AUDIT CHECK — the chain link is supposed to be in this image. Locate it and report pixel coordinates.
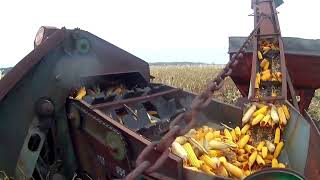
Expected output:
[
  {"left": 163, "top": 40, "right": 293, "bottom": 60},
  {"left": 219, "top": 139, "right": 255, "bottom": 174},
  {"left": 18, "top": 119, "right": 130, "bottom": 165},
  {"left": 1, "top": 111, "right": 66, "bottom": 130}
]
[{"left": 125, "top": 17, "right": 267, "bottom": 180}]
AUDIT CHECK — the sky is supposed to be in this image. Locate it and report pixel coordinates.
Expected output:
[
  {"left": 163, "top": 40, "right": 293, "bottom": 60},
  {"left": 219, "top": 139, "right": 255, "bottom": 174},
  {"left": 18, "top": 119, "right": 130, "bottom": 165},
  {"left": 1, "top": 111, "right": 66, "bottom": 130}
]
[{"left": 0, "top": 0, "right": 319, "bottom": 68}]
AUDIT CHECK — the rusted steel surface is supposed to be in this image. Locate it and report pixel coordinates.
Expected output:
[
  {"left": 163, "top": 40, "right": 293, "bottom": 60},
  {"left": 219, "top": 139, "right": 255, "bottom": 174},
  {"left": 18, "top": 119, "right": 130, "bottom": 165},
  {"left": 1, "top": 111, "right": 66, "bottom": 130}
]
[
  {"left": 0, "top": 27, "right": 158, "bottom": 178},
  {"left": 302, "top": 110, "right": 320, "bottom": 180},
  {"left": 69, "top": 100, "right": 183, "bottom": 179},
  {"left": 34, "top": 26, "right": 59, "bottom": 47},
  {"left": 0, "top": 28, "right": 66, "bottom": 101},
  {"left": 249, "top": 0, "right": 287, "bottom": 101},
  {"left": 80, "top": 31, "right": 150, "bottom": 82}
]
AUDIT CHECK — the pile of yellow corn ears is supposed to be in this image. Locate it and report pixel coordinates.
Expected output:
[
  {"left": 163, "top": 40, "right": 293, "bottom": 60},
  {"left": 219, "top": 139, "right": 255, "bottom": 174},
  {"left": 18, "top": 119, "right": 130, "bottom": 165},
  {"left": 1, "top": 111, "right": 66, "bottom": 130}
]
[{"left": 171, "top": 102, "right": 290, "bottom": 179}]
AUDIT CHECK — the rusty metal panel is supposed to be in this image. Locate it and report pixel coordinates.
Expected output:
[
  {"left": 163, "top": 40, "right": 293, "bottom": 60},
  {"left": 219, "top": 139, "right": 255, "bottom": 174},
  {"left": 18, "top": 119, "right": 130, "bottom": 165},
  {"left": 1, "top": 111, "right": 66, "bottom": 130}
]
[
  {"left": 279, "top": 101, "right": 310, "bottom": 175},
  {"left": 0, "top": 28, "right": 66, "bottom": 101},
  {"left": 69, "top": 100, "right": 184, "bottom": 179},
  {"left": 302, "top": 110, "right": 320, "bottom": 180},
  {"left": 229, "top": 37, "right": 320, "bottom": 57},
  {"left": 79, "top": 30, "right": 150, "bottom": 82},
  {"left": 0, "top": 27, "right": 155, "bottom": 178}
]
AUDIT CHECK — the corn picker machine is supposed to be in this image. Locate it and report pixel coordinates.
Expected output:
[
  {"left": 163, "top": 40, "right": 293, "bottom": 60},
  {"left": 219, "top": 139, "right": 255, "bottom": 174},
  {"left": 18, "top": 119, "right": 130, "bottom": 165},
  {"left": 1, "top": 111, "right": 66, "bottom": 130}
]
[{"left": 1, "top": 0, "right": 320, "bottom": 180}]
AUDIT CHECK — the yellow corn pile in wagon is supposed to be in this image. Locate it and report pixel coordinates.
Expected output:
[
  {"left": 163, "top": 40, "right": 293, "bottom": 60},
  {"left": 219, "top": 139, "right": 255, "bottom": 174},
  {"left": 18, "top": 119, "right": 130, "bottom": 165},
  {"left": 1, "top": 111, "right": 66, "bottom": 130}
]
[{"left": 171, "top": 102, "right": 290, "bottom": 179}]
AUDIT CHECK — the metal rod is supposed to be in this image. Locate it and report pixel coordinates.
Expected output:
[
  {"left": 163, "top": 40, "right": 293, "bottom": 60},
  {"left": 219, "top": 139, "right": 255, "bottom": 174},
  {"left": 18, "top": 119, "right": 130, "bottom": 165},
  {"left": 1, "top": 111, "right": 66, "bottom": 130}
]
[
  {"left": 124, "top": 104, "right": 138, "bottom": 119},
  {"left": 92, "top": 88, "right": 181, "bottom": 109},
  {"left": 286, "top": 70, "right": 299, "bottom": 110},
  {"left": 255, "top": 33, "right": 280, "bottom": 37}
]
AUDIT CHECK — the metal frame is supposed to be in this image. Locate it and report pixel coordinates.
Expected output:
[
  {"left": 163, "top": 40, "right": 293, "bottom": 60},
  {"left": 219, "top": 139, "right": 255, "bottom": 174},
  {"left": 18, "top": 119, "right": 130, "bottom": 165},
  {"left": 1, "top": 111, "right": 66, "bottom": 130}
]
[{"left": 249, "top": 0, "right": 288, "bottom": 101}]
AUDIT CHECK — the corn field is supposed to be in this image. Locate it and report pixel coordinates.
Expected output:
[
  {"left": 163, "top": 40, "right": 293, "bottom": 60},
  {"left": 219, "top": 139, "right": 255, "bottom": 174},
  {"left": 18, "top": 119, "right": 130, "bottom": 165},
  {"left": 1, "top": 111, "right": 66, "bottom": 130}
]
[{"left": 150, "top": 65, "right": 320, "bottom": 123}]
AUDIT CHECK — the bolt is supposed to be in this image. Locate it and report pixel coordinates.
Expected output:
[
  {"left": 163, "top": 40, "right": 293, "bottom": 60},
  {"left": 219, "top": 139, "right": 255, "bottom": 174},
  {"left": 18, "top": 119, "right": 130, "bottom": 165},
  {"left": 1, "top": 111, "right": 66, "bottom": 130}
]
[
  {"left": 35, "top": 98, "right": 54, "bottom": 117},
  {"left": 238, "top": 52, "right": 244, "bottom": 59},
  {"left": 55, "top": 74, "right": 61, "bottom": 81}
]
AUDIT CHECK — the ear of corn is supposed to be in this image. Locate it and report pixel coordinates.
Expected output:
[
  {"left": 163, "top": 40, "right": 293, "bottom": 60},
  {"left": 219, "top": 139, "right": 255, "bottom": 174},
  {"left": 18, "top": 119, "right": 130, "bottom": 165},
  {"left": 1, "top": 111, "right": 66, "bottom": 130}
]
[
  {"left": 222, "top": 161, "right": 245, "bottom": 179},
  {"left": 253, "top": 106, "right": 268, "bottom": 117},
  {"left": 212, "top": 131, "right": 221, "bottom": 138},
  {"left": 266, "top": 140, "right": 275, "bottom": 152},
  {"left": 270, "top": 106, "right": 279, "bottom": 123},
  {"left": 278, "top": 163, "right": 286, "bottom": 168},
  {"left": 224, "top": 129, "right": 233, "bottom": 141},
  {"left": 258, "top": 51, "right": 263, "bottom": 60},
  {"left": 170, "top": 102, "right": 289, "bottom": 179},
  {"left": 231, "top": 129, "right": 238, "bottom": 142},
  {"left": 202, "top": 126, "right": 209, "bottom": 133},
  {"left": 175, "top": 136, "right": 187, "bottom": 145},
  {"left": 233, "top": 161, "right": 242, "bottom": 167},
  {"left": 75, "top": 87, "right": 86, "bottom": 100},
  {"left": 241, "top": 124, "right": 251, "bottom": 135},
  {"left": 282, "top": 105, "right": 290, "bottom": 120},
  {"left": 242, "top": 105, "right": 256, "bottom": 124},
  {"left": 273, "top": 141, "right": 284, "bottom": 158},
  {"left": 211, "top": 157, "right": 221, "bottom": 168},
  {"left": 277, "top": 107, "right": 287, "bottom": 125},
  {"left": 274, "top": 127, "right": 281, "bottom": 144},
  {"left": 272, "top": 158, "right": 278, "bottom": 168},
  {"left": 216, "top": 165, "right": 228, "bottom": 177},
  {"left": 208, "top": 150, "right": 223, "bottom": 157},
  {"left": 253, "top": 103, "right": 267, "bottom": 109},
  {"left": 259, "top": 114, "right": 270, "bottom": 127},
  {"left": 183, "top": 143, "right": 201, "bottom": 168},
  {"left": 261, "top": 69, "right": 270, "bottom": 75},
  {"left": 252, "top": 114, "right": 265, "bottom": 126},
  {"left": 256, "top": 141, "right": 265, "bottom": 151},
  {"left": 171, "top": 142, "right": 188, "bottom": 160},
  {"left": 219, "top": 156, "right": 227, "bottom": 164},
  {"left": 261, "top": 146, "right": 268, "bottom": 158},
  {"left": 255, "top": 73, "right": 261, "bottom": 88},
  {"left": 245, "top": 144, "right": 255, "bottom": 153},
  {"left": 244, "top": 170, "right": 251, "bottom": 176},
  {"left": 205, "top": 132, "right": 215, "bottom": 142},
  {"left": 186, "top": 136, "right": 208, "bottom": 154},
  {"left": 209, "top": 140, "right": 233, "bottom": 150},
  {"left": 261, "top": 70, "right": 271, "bottom": 81},
  {"left": 237, "top": 135, "right": 250, "bottom": 149},
  {"left": 249, "top": 151, "right": 258, "bottom": 168},
  {"left": 200, "top": 164, "right": 216, "bottom": 176},
  {"left": 263, "top": 61, "right": 269, "bottom": 71},
  {"left": 201, "top": 155, "right": 219, "bottom": 169},
  {"left": 186, "top": 129, "right": 197, "bottom": 136},
  {"left": 256, "top": 155, "right": 265, "bottom": 165},
  {"left": 260, "top": 59, "right": 270, "bottom": 71},
  {"left": 235, "top": 126, "right": 241, "bottom": 137}
]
